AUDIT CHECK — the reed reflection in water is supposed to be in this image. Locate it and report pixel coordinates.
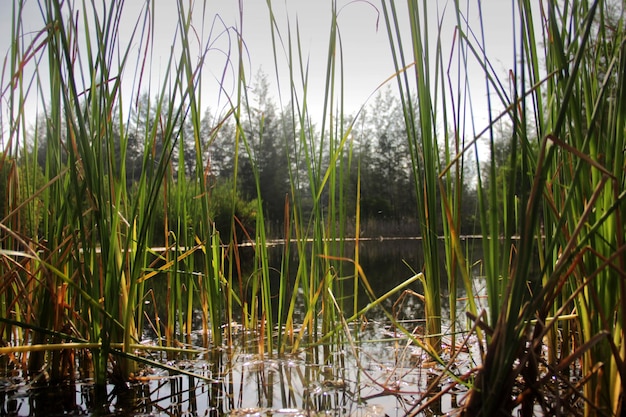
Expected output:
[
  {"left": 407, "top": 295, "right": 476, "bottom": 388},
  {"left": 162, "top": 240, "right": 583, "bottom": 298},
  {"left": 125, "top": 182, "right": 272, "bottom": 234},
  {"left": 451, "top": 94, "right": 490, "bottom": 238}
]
[{"left": 1, "top": 238, "right": 484, "bottom": 416}]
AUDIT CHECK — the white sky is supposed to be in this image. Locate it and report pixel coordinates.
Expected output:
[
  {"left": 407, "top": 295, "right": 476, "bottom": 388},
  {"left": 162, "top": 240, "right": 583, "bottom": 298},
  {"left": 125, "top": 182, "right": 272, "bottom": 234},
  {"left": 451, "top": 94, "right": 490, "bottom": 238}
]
[{"left": 1, "top": 1, "right": 528, "bottom": 148}]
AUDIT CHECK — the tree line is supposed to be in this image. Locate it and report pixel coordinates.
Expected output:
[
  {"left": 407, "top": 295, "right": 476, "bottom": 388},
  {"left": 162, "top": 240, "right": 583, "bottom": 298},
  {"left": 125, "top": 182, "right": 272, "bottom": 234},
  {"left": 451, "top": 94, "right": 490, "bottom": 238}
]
[{"left": 3, "top": 73, "right": 507, "bottom": 244}]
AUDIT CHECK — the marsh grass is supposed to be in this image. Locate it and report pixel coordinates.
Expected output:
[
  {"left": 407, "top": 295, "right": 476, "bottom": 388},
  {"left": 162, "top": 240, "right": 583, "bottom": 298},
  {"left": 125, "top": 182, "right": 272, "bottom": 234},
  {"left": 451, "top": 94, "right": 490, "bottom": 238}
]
[
  {"left": 1, "top": 0, "right": 625, "bottom": 415},
  {"left": 1, "top": 0, "right": 385, "bottom": 389},
  {"left": 380, "top": 0, "right": 625, "bottom": 415},
  {"left": 437, "top": 1, "right": 625, "bottom": 415},
  {"left": 0, "top": 0, "right": 217, "bottom": 390}
]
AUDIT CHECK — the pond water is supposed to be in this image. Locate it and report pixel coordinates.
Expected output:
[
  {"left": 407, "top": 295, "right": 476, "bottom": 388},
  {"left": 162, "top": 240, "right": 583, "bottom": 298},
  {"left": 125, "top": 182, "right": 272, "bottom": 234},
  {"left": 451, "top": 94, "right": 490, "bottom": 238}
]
[{"left": 1, "top": 239, "right": 487, "bottom": 416}]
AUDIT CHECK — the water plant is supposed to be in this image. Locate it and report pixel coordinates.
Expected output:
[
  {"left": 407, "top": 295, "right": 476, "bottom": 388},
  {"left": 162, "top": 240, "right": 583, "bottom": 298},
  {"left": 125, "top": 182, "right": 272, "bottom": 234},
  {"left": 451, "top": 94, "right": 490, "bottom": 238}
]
[
  {"left": 1, "top": 0, "right": 369, "bottom": 387},
  {"left": 1, "top": 0, "right": 216, "bottom": 392},
  {"left": 379, "top": 0, "right": 625, "bottom": 414},
  {"left": 1, "top": 0, "right": 625, "bottom": 415},
  {"left": 431, "top": 1, "right": 624, "bottom": 415}
]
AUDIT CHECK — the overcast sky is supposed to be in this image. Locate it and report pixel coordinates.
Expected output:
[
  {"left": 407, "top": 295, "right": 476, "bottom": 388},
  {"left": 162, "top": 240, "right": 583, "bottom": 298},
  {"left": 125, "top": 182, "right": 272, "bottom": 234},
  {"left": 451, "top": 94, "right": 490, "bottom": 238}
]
[{"left": 1, "top": 1, "right": 525, "bottom": 144}]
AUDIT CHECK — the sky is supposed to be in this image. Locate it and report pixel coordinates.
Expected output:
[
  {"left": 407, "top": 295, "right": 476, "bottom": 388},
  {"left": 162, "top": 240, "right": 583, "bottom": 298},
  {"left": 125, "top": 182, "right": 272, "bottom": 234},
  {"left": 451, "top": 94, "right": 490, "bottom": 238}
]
[{"left": 0, "top": 1, "right": 527, "bottom": 148}]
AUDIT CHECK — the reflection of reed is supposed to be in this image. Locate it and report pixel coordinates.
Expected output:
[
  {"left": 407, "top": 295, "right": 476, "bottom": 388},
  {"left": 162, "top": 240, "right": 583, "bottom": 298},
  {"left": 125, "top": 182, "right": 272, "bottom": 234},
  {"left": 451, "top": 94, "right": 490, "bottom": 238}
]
[
  {"left": 0, "top": 339, "right": 457, "bottom": 416},
  {"left": 1, "top": 319, "right": 466, "bottom": 417}
]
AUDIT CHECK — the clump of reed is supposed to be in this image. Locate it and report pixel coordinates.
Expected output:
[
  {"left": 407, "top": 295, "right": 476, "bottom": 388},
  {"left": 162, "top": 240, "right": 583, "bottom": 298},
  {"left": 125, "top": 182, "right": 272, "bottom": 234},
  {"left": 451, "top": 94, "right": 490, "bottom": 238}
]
[
  {"left": 1, "top": 0, "right": 625, "bottom": 415},
  {"left": 0, "top": 0, "right": 386, "bottom": 395},
  {"left": 0, "top": 0, "right": 235, "bottom": 392},
  {"left": 382, "top": 1, "right": 625, "bottom": 415}
]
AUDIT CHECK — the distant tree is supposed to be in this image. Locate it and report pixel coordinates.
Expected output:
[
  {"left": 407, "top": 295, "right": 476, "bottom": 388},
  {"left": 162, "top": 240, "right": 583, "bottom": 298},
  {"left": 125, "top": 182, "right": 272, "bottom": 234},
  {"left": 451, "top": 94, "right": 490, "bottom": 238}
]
[
  {"left": 436, "top": 132, "right": 481, "bottom": 236},
  {"left": 207, "top": 179, "right": 257, "bottom": 242},
  {"left": 237, "top": 72, "right": 290, "bottom": 230},
  {"left": 127, "top": 93, "right": 175, "bottom": 181},
  {"left": 353, "top": 89, "right": 416, "bottom": 229},
  {"left": 33, "top": 94, "right": 159, "bottom": 188},
  {"left": 482, "top": 120, "right": 537, "bottom": 233}
]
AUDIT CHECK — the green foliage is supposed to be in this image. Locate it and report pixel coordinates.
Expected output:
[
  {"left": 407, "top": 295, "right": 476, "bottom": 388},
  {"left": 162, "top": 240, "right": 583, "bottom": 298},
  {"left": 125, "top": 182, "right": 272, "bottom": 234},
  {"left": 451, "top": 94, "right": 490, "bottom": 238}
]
[
  {"left": 207, "top": 179, "right": 257, "bottom": 242},
  {"left": 3, "top": 1, "right": 624, "bottom": 415},
  {"left": 131, "top": 176, "right": 256, "bottom": 246},
  {"left": 382, "top": 0, "right": 446, "bottom": 355},
  {"left": 0, "top": 152, "right": 46, "bottom": 238},
  {"left": 459, "top": 1, "right": 626, "bottom": 415}
]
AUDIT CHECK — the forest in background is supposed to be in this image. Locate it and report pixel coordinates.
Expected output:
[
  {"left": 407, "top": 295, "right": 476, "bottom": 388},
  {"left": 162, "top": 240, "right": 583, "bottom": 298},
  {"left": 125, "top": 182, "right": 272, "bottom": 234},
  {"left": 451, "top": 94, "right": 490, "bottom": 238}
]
[{"left": 2, "top": 74, "right": 499, "bottom": 243}]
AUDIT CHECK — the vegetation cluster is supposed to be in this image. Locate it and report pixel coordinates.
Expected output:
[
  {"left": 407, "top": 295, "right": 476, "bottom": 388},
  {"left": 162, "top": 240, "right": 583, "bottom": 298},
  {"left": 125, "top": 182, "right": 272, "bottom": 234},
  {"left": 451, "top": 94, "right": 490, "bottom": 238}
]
[{"left": 1, "top": 1, "right": 625, "bottom": 416}]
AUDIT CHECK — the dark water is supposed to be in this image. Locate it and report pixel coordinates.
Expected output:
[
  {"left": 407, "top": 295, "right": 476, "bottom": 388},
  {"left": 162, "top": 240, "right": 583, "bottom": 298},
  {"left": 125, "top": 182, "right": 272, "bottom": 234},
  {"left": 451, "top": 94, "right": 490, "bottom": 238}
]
[
  {"left": 1, "top": 239, "right": 485, "bottom": 417},
  {"left": 259, "top": 238, "right": 485, "bottom": 317}
]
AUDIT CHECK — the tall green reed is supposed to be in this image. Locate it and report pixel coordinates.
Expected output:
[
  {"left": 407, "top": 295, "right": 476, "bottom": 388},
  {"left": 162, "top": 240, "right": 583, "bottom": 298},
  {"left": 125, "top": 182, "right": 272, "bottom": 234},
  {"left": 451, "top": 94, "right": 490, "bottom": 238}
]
[
  {"left": 40, "top": 0, "right": 171, "bottom": 383},
  {"left": 381, "top": 1, "right": 442, "bottom": 354},
  {"left": 2, "top": 0, "right": 377, "bottom": 387},
  {"left": 537, "top": 2, "right": 626, "bottom": 413},
  {"left": 444, "top": 1, "right": 626, "bottom": 414},
  {"left": 261, "top": 0, "right": 359, "bottom": 356},
  {"left": 378, "top": 0, "right": 625, "bottom": 414},
  {"left": 0, "top": 0, "right": 233, "bottom": 389}
]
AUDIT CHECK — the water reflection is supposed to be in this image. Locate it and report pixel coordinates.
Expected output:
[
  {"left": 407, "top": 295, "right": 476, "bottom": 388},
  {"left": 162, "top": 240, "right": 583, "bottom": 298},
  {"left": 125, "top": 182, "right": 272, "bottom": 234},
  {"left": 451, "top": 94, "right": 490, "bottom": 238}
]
[
  {"left": 267, "top": 238, "right": 483, "bottom": 318},
  {"left": 1, "top": 239, "right": 484, "bottom": 416},
  {"left": 1, "top": 324, "right": 474, "bottom": 416}
]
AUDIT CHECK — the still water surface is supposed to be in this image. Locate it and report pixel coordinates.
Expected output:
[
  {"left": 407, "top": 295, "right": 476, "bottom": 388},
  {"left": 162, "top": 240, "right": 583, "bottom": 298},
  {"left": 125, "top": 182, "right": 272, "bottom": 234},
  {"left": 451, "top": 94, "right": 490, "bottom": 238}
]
[{"left": 1, "top": 239, "right": 486, "bottom": 416}]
